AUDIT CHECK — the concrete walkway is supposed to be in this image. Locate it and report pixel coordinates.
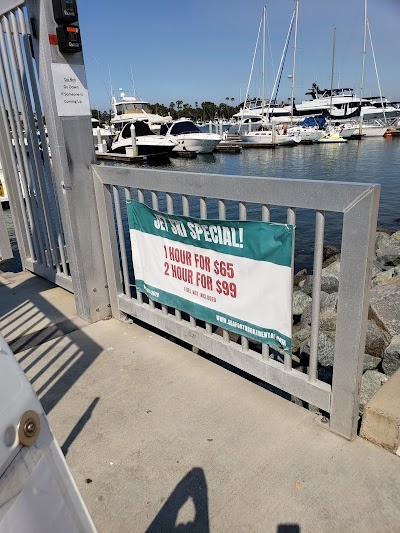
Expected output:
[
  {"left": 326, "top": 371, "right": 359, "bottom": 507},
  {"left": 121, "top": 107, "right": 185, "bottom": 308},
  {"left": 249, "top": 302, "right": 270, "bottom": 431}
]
[{"left": 1, "top": 271, "right": 400, "bottom": 533}]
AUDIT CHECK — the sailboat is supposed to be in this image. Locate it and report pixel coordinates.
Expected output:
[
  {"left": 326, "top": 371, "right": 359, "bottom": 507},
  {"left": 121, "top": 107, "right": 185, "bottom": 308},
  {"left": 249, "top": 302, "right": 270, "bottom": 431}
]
[
  {"left": 357, "top": 0, "right": 389, "bottom": 137},
  {"left": 239, "top": 3, "right": 301, "bottom": 146}
]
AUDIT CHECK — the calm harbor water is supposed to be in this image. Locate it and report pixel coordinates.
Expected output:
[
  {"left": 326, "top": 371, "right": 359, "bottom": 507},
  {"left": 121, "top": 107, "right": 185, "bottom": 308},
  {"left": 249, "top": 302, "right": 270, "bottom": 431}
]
[{"left": 1, "top": 136, "right": 399, "bottom": 274}]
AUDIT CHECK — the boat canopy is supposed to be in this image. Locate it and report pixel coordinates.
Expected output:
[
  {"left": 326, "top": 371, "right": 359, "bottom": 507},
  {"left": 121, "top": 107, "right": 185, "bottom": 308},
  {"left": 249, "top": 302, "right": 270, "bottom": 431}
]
[
  {"left": 168, "top": 121, "right": 201, "bottom": 135},
  {"left": 300, "top": 117, "right": 326, "bottom": 129},
  {"left": 121, "top": 121, "right": 154, "bottom": 138}
]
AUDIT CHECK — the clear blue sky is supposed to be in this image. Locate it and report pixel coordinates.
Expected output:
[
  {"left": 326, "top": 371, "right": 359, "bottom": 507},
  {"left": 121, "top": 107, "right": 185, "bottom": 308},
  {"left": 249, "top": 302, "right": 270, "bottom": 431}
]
[{"left": 78, "top": 0, "right": 400, "bottom": 111}]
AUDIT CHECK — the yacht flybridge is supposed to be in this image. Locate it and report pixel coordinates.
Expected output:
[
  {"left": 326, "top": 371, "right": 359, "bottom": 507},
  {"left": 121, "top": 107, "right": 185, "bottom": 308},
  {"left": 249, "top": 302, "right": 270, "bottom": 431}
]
[{"left": 110, "top": 91, "right": 172, "bottom": 133}]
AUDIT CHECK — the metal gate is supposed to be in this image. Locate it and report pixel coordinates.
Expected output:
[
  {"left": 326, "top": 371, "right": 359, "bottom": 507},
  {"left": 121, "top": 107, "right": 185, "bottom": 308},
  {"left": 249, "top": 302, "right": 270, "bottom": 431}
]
[{"left": 0, "top": 2, "right": 71, "bottom": 290}]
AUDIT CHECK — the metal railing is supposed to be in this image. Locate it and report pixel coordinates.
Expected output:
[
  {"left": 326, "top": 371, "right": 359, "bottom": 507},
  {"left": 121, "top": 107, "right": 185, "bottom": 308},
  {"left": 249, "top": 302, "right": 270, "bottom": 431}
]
[
  {"left": 92, "top": 165, "right": 380, "bottom": 440},
  {"left": 0, "top": 6, "right": 71, "bottom": 290}
]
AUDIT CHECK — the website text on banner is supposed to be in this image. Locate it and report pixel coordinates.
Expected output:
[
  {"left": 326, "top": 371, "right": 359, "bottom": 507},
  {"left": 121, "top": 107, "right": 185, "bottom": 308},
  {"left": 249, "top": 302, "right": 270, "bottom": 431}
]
[{"left": 127, "top": 200, "right": 294, "bottom": 354}]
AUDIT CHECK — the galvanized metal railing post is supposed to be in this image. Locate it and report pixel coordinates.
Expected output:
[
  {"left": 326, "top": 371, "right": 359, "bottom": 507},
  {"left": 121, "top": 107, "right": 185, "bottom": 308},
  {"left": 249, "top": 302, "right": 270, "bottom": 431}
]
[
  {"left": 26, "top": 0, "right": 110, "bottom": 321},
  {"left": 329, "top": 186, "right": 380, "bottom": 439}
]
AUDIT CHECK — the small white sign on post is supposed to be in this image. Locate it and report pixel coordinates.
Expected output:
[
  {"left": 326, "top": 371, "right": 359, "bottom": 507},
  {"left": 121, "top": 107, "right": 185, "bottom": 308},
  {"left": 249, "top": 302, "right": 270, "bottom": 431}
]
[{"left": 51, "top": 63, "right": 91, "bottom": 117}]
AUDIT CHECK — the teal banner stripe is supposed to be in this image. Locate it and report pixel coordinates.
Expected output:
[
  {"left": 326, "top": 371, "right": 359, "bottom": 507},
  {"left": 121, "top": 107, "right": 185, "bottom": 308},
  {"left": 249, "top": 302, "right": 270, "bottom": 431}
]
[
  {"left": 136, "top": 280, "right": 292, "bottom": 354},
  {"left": 127, "top": 199, "right": 293, "bottom": 268}
]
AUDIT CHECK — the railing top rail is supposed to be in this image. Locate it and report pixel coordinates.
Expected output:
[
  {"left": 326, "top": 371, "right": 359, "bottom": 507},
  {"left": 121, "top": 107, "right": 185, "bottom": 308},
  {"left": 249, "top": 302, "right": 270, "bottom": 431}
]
[
  {"left": 0, "top": 1, "right": 24, "bottom": 18},
  {"left": 92, "top": 165, "right": 380, "bottom": 213}
]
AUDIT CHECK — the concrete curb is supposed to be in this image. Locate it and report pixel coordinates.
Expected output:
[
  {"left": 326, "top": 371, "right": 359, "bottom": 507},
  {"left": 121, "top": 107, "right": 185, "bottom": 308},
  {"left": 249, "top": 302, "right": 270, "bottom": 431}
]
[{"left": 360, "top": 368, "right": 400, "bottom": 455}]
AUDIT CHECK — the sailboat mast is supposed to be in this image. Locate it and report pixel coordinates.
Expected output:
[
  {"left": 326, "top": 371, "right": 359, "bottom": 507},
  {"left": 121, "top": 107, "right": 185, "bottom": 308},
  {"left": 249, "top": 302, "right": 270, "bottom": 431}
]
[
  {"left": 329, "top": 26, "right": 336, "bottom": 116},
  {"left": 290, "top": 0, "right": 299, "bottom": 123},
  {"left": 359, "top": 0, "right": 367, "bottom": 133},
  {"left": 261, "top": 5, "right": 266, "bottom": 122},
  {"left": 367, "top": 20, "right": 387, "bottom": 123}
]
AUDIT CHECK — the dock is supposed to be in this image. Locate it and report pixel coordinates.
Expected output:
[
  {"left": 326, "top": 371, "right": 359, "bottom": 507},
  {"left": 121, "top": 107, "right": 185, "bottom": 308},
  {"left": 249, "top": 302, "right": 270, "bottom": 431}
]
[
  {"left": 1, "top": 270, "right": 400, "bottom": 532},
  {"left": 95, "top": 152, "right": 146, "bottom": 163}
]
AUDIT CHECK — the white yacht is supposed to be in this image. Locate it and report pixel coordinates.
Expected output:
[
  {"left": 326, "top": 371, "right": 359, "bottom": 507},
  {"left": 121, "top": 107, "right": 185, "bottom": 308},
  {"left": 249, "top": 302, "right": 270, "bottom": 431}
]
[
  {"left": 160, "top": 118, "right": 221, "bottom": 153},
  {"left": 240, "top": 125, "right": 301, "bottom": 146},
  {"left": 110, "top": 121, "right": 177, "bottom": 156},
  {"left": 295, "top": 83, "right": 400, "bottom": 121},
  {"left": 110, "top": 91, "right": 172, "bottom": 134}
]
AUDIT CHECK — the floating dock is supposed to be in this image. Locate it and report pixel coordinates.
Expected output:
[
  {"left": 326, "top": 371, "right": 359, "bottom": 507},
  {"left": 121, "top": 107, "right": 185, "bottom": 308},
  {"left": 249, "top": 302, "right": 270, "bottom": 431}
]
[{"left": 95, "top": 152, "right": 146, "bottom": 163}]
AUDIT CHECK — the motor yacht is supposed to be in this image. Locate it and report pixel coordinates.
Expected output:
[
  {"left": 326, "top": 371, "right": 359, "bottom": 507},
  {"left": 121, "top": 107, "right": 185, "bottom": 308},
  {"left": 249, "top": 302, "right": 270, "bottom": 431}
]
[
  {"left": 111, "top": 91, "right": 172, "bottom": 134},
  {"left": 160, "top": 118, "right": 221, "bottom": 154},
  {"left": 110, "top": 121, "right": 177, "bottom": 156}
]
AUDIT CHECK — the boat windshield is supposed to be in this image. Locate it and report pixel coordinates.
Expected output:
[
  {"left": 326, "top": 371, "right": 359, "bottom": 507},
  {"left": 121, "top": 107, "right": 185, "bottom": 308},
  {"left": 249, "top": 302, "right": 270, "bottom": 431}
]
[
  {"left": 169, "top": 121, "right": 201, "bottom": 135},
  {"left": 115, "top": 103, "right": 151, "bottom": 115}
]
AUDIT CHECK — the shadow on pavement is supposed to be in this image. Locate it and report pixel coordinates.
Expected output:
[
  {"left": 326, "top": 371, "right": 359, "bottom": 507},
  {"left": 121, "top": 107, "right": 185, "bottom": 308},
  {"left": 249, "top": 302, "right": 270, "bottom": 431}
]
[{"left": 146, "top": 467, "right": 209, "bottom": 533}]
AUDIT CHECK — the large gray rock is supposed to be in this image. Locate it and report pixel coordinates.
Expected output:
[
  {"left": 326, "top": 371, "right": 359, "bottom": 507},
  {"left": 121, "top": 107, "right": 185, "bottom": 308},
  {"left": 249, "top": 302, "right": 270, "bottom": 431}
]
[
  {"left": 382, "top": 335, "right": 400, "bottom": 376},
  {"left": 302, "top": 275, "right": 339, "bottom": 296},
  {"left": 323, "top": 245, "right": 340, "bottom": 261},
  {"left": 301, "top": 332, "right": 335, "bottom": 367},
  {"left": 375, "top": 231, "right": 398, "bottom": 252},
  {"left": 359, "top": 370, "right": 388, "bottom": 414},
  {"left": 369, "top": 275, "right": 400, "bottom": 336},
  {"left": 293, "top": 268, "right": 307, "bottom": 287},
  {"left": 292, "top": 326, "right": 311, "bottom": 354},
  {"left": 364, "top": 320, "right": 390, "bottom": 358},
  {"left": 300, "top": 292, "right": 337, "bottom": 329},
  {"left": 322, "top": 253, "right": 341, "bottom": 269},
  {"left": 376, "top": 246, "right": 400, "bottom": 267},
  {"left": 293, "top": 291, "right": 312, "bottom": 316},
  {"left": 372, "top": 266, "right": 400, "bottom": 288},
  {"left": 321, "top": 260, "right": 340, "bottom": 277},
  {"left": 363, "top": 354, "right": 381, "bottom": 372}
]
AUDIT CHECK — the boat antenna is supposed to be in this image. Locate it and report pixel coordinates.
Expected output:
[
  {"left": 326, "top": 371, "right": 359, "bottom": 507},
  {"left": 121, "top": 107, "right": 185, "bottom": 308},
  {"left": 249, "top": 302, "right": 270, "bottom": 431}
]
[
  {"left": 367, "top": 19, "right": 386, "bottom": 123},
  {"left": 290, "top": 0, "right": 299, "bottom": 125},
  {"left": 130, "top": 65, "right": 137, "bottom": 98}
]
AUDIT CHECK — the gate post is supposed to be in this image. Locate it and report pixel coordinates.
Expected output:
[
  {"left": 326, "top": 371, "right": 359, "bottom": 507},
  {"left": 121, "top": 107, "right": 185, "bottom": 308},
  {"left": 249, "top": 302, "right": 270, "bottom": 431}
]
[{"left": 26, "top": 0, "right": 110, "bottom": 322}]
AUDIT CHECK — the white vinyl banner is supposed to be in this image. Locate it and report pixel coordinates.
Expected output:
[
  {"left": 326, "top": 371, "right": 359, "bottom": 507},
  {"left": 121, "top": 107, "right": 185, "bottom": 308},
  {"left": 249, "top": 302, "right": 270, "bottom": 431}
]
[{"left": 127, "top": 200, "right": 294, "bottom": 353}]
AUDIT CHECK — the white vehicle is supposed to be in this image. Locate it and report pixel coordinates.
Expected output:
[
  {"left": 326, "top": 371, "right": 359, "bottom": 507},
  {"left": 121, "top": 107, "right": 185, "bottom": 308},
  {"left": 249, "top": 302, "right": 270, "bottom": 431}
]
[
  {"left": 110, "top": 121, "right": 177, "bottom": 156},
  {"left": 160, "top": 118, "right": 221, "bottom": 154}
]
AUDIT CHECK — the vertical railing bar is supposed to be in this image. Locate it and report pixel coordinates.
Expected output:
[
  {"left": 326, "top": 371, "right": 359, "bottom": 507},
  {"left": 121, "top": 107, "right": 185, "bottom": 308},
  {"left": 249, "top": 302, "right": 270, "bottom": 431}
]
[
  {"left": 218, "top": 199, "right": 229, "bottom": 343},
  {"left": 2, "top": 15, "right": 46, "bottom": 264},
  {"left": 151, "top": 190, "right": 159, "bottom": 210},
  {"left": 262, "top": 343, "right": 270, "bottom": 361},
  {"left": 239, "top": 201, "right": 249, "bottom": 351},
  {"left": 162, "top": 192, "right": 175, "bottom": 316},
  {"left": 135, "top": 189, "right": 146, "bottom": 305},
  {"left": 285, "top": 206, "right": 296, "bottom": 372},
  {"left": 0, "top": 20, "right": 39, "bottom": 261},
  {"left": 137, "top": 189, "right": 144, "bottom": 203},
  {"left": 262, "top": 204, "right": 271, "bottom": 222},
  {"left": 9, "top": 11, "right": 57, "bottom": 271},
  {"left": 199, "top": 197, "right": 212, "bottom": 335},
  {"left": 0, "top": 63, "right": 33, "bottom": 259},
  {"left": 308, "top": 210, "right": 325, "bottom": 383},
  {"left": 182, "top": 195, "right": 189, "bottom": 216},
  {"left": 182, "top": 195, "right": 195, "bottom": 326},
  {"left": 113, "top": 186, "right": 131, "bottom": 299},
  {"left": 19, "top": 9, "right": 68, "bottom": 274},
  {"left": 124, "top": 187, "right": 132, "bottom": 201}
]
